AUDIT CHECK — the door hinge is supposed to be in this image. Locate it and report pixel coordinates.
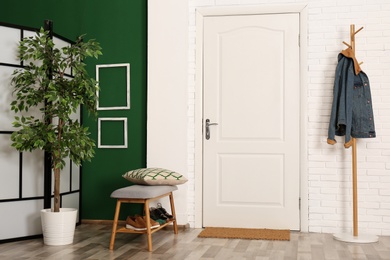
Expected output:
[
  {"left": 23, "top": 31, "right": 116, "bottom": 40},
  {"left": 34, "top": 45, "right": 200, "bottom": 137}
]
[{"left": 299, "top": 197, "right": 301, "bottom": 210}]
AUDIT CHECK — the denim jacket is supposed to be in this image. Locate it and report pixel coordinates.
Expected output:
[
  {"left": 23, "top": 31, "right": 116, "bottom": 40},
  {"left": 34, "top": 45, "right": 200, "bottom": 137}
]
[{"left": 327, "top": 48, "right": 376, "bottom": 148}]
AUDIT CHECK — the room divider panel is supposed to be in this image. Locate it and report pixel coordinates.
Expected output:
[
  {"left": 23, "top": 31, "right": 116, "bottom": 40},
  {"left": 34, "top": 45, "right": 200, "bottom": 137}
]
[{"left": 0, "top": 21, "right": 81, "bottom": 241}]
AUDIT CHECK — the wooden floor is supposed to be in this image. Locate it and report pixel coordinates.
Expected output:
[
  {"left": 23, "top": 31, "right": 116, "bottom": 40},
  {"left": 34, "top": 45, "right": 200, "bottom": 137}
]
[{"left": 1, "top": 224, "right": 390, "bottom": 259}]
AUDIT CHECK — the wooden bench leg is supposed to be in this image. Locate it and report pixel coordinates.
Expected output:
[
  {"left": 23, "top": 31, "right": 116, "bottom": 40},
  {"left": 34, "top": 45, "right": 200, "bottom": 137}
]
[
  {"left": 144, "top": 199, "right": 153, "bottom": 251},
  {"left": 109, "top": 200, "right": 122, "bottom": 250},
  {"left": 169, "top": 192, "right": 178, "bottom": 235}
]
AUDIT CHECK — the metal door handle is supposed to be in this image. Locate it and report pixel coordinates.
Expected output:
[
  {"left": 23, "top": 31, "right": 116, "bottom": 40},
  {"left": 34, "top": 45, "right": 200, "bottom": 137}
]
[{"left": 205, "top": 119, "right": 218, "bottom": 140}]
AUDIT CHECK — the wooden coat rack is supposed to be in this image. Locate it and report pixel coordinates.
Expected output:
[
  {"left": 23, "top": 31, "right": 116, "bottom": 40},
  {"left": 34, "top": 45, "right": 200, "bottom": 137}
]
[{"left": 333, "top": 25, "right": 378, "bottom": 243}]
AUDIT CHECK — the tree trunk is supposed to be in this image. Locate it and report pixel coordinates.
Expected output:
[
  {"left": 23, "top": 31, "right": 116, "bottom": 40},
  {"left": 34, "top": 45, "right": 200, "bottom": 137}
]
[
  {"left": 53, "top": 167, "right": 61, "bottom": 212},
  {"left": 53, "top": 117, "right": 63, "bottom": 212}
]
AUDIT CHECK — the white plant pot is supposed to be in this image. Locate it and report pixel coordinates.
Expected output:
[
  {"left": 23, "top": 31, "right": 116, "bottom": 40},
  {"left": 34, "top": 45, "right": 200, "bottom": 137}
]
[{"left": 40, "top": 208, "right": 78, "bottom": 246}]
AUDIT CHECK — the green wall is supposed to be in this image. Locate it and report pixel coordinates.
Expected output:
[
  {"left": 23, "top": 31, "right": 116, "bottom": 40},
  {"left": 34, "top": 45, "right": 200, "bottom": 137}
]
[
  {"left": 80, "top": 0, "right": 147, "bottom": 220},
  {"left": 1, "top": 0, "right": 147, "bottom": 220}
]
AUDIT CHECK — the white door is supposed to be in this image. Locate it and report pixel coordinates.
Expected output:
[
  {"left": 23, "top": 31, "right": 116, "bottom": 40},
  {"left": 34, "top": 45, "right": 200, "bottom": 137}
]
[{"left": 203, "top": 13, "right": 300, "bottom": 230}]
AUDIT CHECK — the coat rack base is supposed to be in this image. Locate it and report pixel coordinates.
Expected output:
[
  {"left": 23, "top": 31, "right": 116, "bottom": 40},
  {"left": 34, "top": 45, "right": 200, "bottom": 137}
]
[{"left": 333, "top": 233, "right": 378, "bottom": 243}]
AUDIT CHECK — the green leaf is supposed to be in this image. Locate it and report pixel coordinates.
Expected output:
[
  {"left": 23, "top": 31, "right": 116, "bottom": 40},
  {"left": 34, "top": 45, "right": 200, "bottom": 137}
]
[{"left": 9, "top": 27, "right": 102, "bottom": 197}]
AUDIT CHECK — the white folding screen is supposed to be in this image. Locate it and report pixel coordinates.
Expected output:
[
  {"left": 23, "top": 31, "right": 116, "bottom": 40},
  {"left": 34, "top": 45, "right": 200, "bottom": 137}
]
[{"left": 0, "top": 22, "right": 81, "bottom": 241}]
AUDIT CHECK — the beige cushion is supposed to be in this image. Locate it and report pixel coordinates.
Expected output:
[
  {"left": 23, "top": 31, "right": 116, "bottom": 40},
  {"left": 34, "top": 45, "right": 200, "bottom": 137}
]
[{"left": 122, "top": 168, "right": 188, "bottom": 186}]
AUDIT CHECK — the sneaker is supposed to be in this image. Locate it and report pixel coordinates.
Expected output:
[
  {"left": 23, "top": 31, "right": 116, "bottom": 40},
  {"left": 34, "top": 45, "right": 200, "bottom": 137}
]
[
  {"left": 154, "top": 219, "right": 166, "bottom": 225},
  {"left": 142, "top": 216, "right": 160, "bottom": 229},
  {"left": 150, "top": 207, "right": 168, "bottom": 220},
  {"left": 126, "top": 216, "right": 146, "bottom": 231},
  {"left": 157, "top": 203, "right": 174, "bottom": 220}
]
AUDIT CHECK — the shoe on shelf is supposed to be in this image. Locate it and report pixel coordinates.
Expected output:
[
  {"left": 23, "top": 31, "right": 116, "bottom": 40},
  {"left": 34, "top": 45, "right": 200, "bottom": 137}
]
[
  {"left": 150, "top": 207, "right": 168, "bottom": 221},
  {"left": 142, "top": 216, "right": 160, "bottom": 229},
  {"left": 154, "top": 219, "right": 166, "bottom": 225},
  {"left": 157, "top": 202, "right": 174, "bottom": 220},
  {"left": 126, "top": 216, "right": 147, "bottom": 231}
]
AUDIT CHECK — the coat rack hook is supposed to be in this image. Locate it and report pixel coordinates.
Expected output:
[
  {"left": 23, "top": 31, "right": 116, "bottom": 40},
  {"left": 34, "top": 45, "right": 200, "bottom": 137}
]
[
  {"left": 353, "top": 26, "right": 364, "bottom": 36},
  {"left": 343, "top": 41, "right": 352, "bottom": 48}
]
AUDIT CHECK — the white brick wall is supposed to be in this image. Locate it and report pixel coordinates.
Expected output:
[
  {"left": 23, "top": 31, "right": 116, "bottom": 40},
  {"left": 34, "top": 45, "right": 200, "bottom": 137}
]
[{"left": 187, "top": 0, "right": 390, "bottom": 235}]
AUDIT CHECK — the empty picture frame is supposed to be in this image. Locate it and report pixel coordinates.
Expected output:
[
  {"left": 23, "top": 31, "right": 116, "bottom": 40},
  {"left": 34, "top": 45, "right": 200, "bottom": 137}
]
[
  {"left": 96, "top": 63, "right": 130, "bottom": 110},
  {"left": 98, "top": 117, "right": 128, "bottom": 148}
]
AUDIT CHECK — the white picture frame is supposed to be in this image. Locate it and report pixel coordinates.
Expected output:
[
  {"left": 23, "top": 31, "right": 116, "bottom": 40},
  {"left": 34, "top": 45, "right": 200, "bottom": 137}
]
[
  {"left": 98, "top": 117, "right": 128, "bottom": 148},
  {"left": 96, "top": 63, "right": 130, "bottom": 110}
]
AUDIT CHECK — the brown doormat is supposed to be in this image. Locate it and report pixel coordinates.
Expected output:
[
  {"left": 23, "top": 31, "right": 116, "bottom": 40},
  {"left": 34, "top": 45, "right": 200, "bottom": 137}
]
[{"left": 198, "top": 227, "right": 290, "bottom": 241}]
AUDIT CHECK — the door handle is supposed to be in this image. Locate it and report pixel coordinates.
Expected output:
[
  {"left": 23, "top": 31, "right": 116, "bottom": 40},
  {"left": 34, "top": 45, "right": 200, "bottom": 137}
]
[{"left": 205, "top": 119, "right": 218, "bottom": 140}]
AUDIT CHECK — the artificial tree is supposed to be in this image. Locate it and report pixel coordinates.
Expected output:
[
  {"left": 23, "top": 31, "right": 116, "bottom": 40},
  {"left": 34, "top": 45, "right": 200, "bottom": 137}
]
[{"left": 10, "top": 27, "right": 102, "bottom": 212}]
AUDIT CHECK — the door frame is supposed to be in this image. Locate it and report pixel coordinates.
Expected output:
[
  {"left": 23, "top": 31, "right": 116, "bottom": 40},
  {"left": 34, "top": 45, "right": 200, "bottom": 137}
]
[{"left": 194, "top": 4, "right": 309, "bottom": 231}]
